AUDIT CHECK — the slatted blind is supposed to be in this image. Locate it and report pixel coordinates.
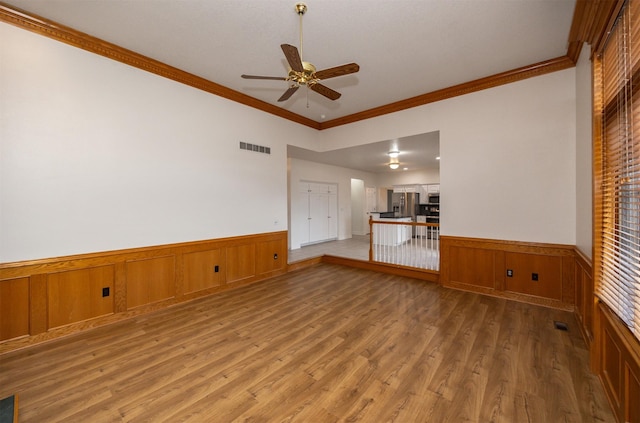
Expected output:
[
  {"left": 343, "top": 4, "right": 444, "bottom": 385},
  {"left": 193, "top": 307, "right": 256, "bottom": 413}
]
[{"left": 596, "top": 0, "right": 640, "bottom": 342}]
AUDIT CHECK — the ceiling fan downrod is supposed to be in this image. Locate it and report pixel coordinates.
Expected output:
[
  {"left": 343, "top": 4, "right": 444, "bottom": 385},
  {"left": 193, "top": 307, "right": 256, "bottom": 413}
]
[{"left": 295, "top": 3, "right": 307, "bottom": 62}]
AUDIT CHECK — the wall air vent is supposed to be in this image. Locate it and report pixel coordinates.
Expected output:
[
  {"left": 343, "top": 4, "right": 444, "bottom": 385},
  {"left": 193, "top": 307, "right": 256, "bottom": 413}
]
[{"left": 239, "top": 141, "right": 270, "bottom": 155}]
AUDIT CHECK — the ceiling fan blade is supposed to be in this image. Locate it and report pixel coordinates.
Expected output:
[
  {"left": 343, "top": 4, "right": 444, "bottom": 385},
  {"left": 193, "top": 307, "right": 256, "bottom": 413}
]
[
  {"left": 310, "top": 83, "right": 341, "bottom": 100},
  {"left": 241, "top": 74, "right": 287, "bottom": 81},
  {"left": 314, "top": 63, "right": 360, "bottom": 80},
  {"left": 278, "top": 86, "right": 299, "bottom": 102},
  {"left": 281, "top": 44, "right": 304, "bottom": 72}
]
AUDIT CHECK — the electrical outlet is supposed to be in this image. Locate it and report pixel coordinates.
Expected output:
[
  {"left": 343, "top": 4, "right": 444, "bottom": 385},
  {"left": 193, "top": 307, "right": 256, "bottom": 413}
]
[
  {"left": 102, "top": 287, "right": 110, "bottom": 297},
  {"left": 506, "top": 269, "right": 513, "bottom": 277},
  {"left": 532, "top": 273, "right": 539, "bottom": 281}
]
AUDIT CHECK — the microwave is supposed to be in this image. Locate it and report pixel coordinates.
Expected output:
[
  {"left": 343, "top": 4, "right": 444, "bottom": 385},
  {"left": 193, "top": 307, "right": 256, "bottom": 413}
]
[{"left": 428, "top": 194, "right": 439, "bottom": 204}]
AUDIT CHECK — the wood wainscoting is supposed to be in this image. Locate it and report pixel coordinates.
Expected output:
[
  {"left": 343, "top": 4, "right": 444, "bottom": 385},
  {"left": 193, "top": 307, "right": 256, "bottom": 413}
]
[
  {"left": 580, "top": 244, "right": 640, "bottom": 423},
  {"left": 440, "top": 236, "right": 576, "bottom": 310},
  {"left": 0, "top": 231, "right": 287, "bottom": 353},
  {"left": 575, "top": 248, "right": 595, "bottom": 347},
  {"left": 593, "top": 302, "right": 640, "bottom": 423}
]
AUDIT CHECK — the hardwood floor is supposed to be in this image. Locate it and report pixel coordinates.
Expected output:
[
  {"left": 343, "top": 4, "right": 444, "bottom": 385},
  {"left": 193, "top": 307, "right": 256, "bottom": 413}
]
[{"left": 0, "top": 264, "right": 614, "bottom": 422}]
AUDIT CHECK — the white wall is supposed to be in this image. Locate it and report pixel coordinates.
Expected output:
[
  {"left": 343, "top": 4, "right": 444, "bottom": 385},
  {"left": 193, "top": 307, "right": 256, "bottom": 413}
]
[
  {"left": 288, "top": 158, "right": 376, "bottom": 249},
  {"left": 0, "top": 23, "right": 317, "bottom": 262},
  {"left": 318, "top": 69, "right": 577, "bottom": 245},
  {"left": 575, "top": 43, "right": 593, "bottom": 258},
  {"left": 2, "top": 21, "right": 581, "bottom": 261}
]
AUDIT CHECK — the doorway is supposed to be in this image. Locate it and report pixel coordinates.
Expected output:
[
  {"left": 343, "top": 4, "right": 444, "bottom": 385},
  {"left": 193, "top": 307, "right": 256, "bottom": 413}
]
[{"left": 351, "top": 179, "right": 365, "bottom": 236}]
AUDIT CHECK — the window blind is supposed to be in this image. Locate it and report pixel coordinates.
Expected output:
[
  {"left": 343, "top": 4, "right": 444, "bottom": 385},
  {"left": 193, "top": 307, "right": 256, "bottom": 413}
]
[{"left": 596, "top": 0, "right": 640, "bottom": 342}]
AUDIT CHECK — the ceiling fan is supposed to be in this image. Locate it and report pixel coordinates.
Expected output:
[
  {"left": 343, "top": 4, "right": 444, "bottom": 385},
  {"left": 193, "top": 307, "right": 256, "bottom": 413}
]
[{"left": 241, "top": 2, "right": 360, "bottom": 102}]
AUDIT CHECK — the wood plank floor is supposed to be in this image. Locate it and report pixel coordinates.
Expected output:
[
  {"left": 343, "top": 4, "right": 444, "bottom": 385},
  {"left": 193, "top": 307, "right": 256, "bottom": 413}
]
[{"left": 0, "top": 264, "right": 614, "bottom": 422}]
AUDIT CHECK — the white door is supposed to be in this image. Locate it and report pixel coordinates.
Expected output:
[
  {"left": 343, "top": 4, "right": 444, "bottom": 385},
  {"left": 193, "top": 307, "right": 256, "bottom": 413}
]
[
  {"left": 328, "top": 192, "right": 338, "bottom": 239},
  {"left": 294, "top": 182, "right": 311, "bottom": 246},
  {"left": 309, "top": 191, "right": 329, "bottom": 243}
]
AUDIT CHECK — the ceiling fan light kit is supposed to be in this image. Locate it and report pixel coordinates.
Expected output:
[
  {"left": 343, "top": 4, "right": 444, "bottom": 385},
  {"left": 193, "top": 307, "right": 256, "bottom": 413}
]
[
  {"left": 388, "top": 150, "right": 401, "bottom": 169},
  {"left": 241, "top": 2, "right": 359, "bottom": 103}
]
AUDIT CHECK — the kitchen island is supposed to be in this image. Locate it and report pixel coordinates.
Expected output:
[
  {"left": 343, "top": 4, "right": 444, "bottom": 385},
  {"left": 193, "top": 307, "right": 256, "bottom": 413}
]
[{"left": 371, "top": 216, "right": 412, "bottom": 246}]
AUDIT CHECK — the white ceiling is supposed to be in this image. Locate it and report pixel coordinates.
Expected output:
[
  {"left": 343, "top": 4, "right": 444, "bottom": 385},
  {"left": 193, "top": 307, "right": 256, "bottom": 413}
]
[
  {"left": 5, "top": 0, "right": 576, "bottom": 173},
  {"left": 288, "top": 131, "right": 440, "bottom": 173}
]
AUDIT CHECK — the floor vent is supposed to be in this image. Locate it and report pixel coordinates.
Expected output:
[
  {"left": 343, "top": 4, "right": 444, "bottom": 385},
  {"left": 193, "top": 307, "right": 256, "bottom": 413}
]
[
  {"left": 239, "top": 141, "right": 270, "bottom": 155},
  {"left": 554, "top": 321, "right": 569, "bottom": 331}
]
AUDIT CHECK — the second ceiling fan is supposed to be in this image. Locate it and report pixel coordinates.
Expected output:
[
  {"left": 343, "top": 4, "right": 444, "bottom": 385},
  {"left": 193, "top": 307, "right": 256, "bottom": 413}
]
[{"left": 241, "top": 2, "right": 360, "bottom": 102}]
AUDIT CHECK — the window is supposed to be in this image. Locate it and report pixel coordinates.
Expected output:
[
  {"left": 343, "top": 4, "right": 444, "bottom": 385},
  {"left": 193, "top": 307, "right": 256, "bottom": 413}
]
[{"left": 595, "top": 0, "right": 640, "bottom": 342}]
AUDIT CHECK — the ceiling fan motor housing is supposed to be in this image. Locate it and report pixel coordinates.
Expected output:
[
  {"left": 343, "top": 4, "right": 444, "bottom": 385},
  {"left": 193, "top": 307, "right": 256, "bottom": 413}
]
[{"left": 288, "top": 61, "right": 318, "bottom": 86}]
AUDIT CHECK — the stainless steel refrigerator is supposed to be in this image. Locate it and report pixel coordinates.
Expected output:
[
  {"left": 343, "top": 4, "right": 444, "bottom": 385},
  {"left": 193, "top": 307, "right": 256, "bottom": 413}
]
[{"left": 389, "top": 192, "right": 420, "bottom": 220}]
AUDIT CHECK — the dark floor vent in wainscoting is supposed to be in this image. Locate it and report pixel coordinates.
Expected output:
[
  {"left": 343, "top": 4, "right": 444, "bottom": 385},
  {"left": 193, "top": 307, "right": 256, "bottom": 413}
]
[
  {"left": 239, "top": 141, "right": 270, "bottom": 155},
  {"left": 554, "top": 321, "right": 569, "bottom": 331}
]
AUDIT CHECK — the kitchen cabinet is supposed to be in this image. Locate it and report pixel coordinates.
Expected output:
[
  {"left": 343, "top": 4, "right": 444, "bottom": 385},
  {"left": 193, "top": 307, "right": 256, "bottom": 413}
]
[
  {"left": 418, "top": 184, "right": 440, "bottom": 203},
  {"left": 393, "top": 185, "right": 418, "bottom": 193},
  {"left": 298, "top": 182, "right": 338, "bottom": 245}
]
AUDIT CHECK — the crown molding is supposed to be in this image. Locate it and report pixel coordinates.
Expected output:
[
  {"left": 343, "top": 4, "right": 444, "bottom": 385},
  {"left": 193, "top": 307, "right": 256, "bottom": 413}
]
[
  {"left": 1, "top": 2, "right": 576, "bottom": 131},
  {"left": 567, "top": 0, "right": 621, "bottom": 62},
  {"left": 319, "top": 56, "right": 575, "bottom": 130}
]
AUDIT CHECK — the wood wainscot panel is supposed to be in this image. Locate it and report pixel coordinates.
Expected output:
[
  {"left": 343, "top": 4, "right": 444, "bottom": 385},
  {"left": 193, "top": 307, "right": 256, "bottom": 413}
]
[
  {"left": 628, "top": 364, "right": 640, "bottom": 423},
  {"left": 448, "top": 245, "right": 496, "bottom": 290},
  {"left": 582, "top": 268, "right": 594, "bottom": 340},
  {"left": 47, "top": 266, "right": 115, "bottom": 329},
  {"left": 226, "top": 244, "right": 256, "bottom": 284},
  {"left": 29, "top": 274, "right": 48, "bottom": 336},
  {"left": 183, "top": 249, "right": 223, "bottom": 295},
  {"left": 0, "top": 277, "right": 30, "bottom": 341},
  {"left": 575, "top": 249, "right": 594, "bottom": 345},
  {"left": 256, "top": 238, "right": 287, "bottom": 276},
  {"left": 504, "top": 252, "right": 563, "bottom": 300},
  {"left": 440, "top": 236, "right": 575, "bottom": 309},
  {"left": 602, "top": 326, "right": 623, "bottom": 412},
  {"left": 126, "top": 256, "right": 176, "bottom": 309}
]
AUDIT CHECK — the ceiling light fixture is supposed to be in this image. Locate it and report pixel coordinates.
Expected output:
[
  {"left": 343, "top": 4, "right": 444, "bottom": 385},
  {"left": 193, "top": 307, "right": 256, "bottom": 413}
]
[
  {"left": 389, "top": 162, "right": 400, "bottom": 170},
  {"left": 388, "top": 150, "right": 400, "bottom": 158}
]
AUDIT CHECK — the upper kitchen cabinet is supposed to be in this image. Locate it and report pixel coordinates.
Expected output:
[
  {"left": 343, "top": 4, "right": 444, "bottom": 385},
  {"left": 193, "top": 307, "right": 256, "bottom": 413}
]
[
  {"left": 393, "top": 185, "right": 417, "bottom": 193},
  {"left": 418, "top": 184, "right": 440, "bottom": 203}
]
